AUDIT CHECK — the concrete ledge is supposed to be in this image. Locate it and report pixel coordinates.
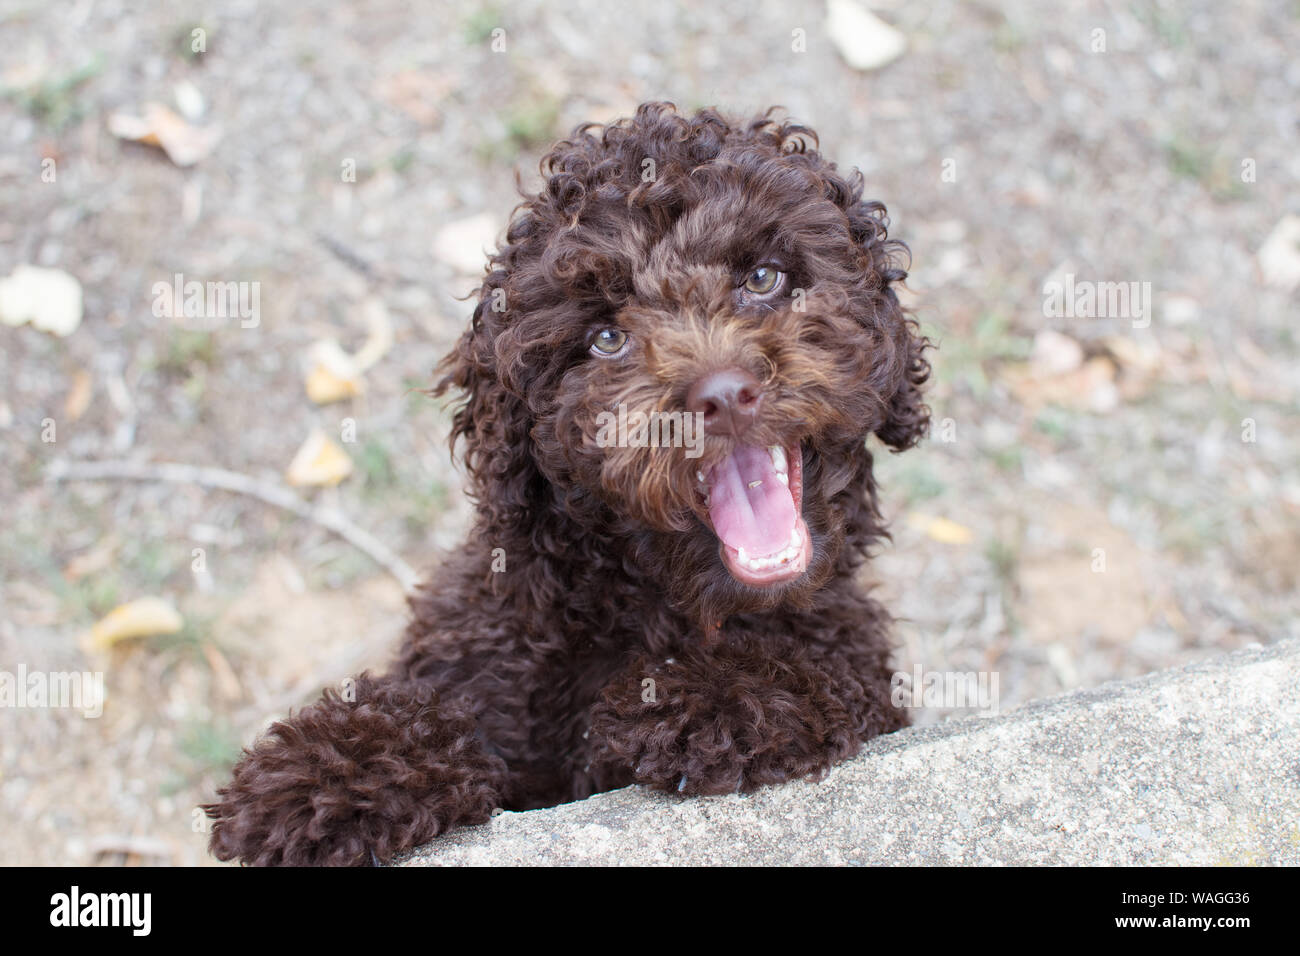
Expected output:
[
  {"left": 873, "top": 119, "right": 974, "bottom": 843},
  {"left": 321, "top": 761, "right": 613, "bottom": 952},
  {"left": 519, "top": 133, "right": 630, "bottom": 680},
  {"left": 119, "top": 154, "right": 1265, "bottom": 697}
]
[{"left": 396, "top": 640, "right": 1300, "bottom": 866}]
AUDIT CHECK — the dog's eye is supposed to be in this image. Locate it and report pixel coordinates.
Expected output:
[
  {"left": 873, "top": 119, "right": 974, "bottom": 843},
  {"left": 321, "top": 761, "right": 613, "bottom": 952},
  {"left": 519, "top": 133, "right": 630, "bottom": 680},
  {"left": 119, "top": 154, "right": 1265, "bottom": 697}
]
[
  {"left": 590, "top": 328, "right": 629, "bottom": 357},
  {"left": 743, "top": 266, "right": 783, "bottom": 296}
]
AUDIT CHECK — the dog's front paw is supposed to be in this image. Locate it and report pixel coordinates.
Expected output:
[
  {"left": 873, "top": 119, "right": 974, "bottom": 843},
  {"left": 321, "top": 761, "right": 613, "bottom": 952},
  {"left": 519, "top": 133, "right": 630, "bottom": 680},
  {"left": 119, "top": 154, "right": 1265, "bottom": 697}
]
[
  {"left": 588, "top": 641, "right": 874, "bottom": 796},
  {"left": 204, "top": 675, "right": 504, "bottom": 866}
]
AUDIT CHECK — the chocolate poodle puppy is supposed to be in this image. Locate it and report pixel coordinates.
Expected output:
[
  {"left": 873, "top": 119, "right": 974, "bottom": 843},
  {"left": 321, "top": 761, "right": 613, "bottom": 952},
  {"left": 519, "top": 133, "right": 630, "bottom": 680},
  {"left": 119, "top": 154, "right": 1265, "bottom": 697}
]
[{"left": 205, "top": 102, "right": 930, "bottom": 866}]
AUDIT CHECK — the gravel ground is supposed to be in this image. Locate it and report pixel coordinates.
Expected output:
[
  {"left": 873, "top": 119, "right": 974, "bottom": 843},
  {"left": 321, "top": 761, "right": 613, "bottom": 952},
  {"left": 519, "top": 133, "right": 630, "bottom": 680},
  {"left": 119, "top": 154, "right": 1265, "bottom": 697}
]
[{"left": 1, "top": 0, "right": 1297, "bottom": 865}]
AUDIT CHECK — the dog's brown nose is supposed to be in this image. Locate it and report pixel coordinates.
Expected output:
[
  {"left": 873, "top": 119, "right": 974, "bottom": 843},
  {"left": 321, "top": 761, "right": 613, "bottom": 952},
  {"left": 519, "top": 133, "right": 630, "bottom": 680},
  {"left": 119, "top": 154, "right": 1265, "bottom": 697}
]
[{"left": 686, "top": 367, "right": 763, "bottom": 438}]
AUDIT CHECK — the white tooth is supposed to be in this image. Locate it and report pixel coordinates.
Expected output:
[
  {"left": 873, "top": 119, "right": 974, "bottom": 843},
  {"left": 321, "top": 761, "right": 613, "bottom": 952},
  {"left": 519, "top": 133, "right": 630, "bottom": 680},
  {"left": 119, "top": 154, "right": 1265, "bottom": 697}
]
[
  {"left": 776, "top": 472, "right": 788, "bottom": 485},
  {"left": 696, "top": 470, "right": 705, "bottom": 483},
  {"left": 790, "top": 528, "right": 801, "bottom": 548},
  {"left": 737, "top": 546, "right": 748, "bottom": 564},
  {"left": 770, "top": 446, "right": 787, "bottom": 473}
]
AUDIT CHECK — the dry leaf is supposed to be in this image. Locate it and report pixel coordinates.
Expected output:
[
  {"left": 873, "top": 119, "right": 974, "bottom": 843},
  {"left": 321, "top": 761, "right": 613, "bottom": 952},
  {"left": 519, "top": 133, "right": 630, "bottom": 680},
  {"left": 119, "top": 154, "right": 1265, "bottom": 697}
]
[
  {"left": 375, "top": 69, "right": 456, "bottom": 126},
  {"left": 1007, "top": 355, "right": 1121, "bottom": 412},
  {"left": 202, "top": 643, "right": 243, "bottom": 701},
  {"left": 1258, "top": 215, "right": 1300, "bottom": 292},
  {"left": 286, "top": 429, "right": 353, "bottom": 486},
  {"left": 83, "top": 597, "right": 183, "bottom": 652},
  {"left": 173, "top": 80, "right": 206, "bottom": 121},
  {"left": 304, "top": 364, "right": 363, "bottom": 404},
  {"left": 305, "top": 340, "right": 365, "bottom": 404},
  {"left": 1161, "top": 294, "right": 1200, "bottom": 325},
  {"left": 907, "top": 512, "right": 975, "bottom": 545},
  {"left": 352, "top": 297, "right": 393, "bottom": 371},
  {"left": 1102, "top": 335, "right": 1162, "bottom": 402},
  {"left": 0, "top": 265, "right": 84, "bottom": 336},
  {"left": 108, "top": 102, "right": 221, "bottom": 167},
  {"left": 1029, "top": 329, "right": 1084, "bottom": 377},
  {"left": 826, "top": 0, "right": 906, "bottom": 71},
  {"left": 1102, "top": 335, "right": 1162, "bottom": 374},
  {"left": 432, "top": 213, "right": 499, "bottom": 275},
  {"left": 302, "top": 297, "right": 393, "bottom": 404},
  {"left": 64, "top": 369, "right": 93, "bottom": 421},
  {"left": 64, "top": 535, "right": 120, "bottom": 582}
]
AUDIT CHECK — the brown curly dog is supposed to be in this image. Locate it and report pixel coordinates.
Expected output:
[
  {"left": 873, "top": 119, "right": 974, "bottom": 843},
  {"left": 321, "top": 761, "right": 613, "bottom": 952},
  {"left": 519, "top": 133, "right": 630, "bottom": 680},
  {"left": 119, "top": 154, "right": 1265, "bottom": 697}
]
[{"left": 204, "top": 101, "right": 930, "bottom": 865}]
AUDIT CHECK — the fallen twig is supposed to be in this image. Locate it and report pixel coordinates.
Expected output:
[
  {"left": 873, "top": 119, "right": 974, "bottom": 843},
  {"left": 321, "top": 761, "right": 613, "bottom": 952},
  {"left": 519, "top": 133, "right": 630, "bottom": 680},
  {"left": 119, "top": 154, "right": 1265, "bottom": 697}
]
[{"left": 45, "top": 459, "right": 420, "bottom": 593}]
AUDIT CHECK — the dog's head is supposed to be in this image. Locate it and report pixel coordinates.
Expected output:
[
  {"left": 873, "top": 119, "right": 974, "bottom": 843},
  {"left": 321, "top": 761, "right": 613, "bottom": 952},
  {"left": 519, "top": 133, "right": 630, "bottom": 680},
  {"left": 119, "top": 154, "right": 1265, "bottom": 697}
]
[{"left": 439, "top": 102, "right": 928, "bottom": 622}]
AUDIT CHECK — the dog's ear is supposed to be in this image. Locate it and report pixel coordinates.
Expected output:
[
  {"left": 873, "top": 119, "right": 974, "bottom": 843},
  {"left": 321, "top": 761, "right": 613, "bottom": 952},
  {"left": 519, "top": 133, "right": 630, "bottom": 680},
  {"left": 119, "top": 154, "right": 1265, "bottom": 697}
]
[
  {"left": 433, "top": 280, "right": 543, "bottom": 533},
  {"left": 874, "top": 299, "right": 932, "bottom": 452},
  {"left": 847, "top": 197, "right": 931, "bottom": 452}
]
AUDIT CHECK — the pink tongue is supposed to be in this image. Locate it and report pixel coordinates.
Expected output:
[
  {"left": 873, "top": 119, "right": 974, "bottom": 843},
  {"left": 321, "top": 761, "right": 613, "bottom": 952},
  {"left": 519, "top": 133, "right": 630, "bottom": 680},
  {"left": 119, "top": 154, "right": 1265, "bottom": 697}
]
[{"left": 707, "top": 445, "right": 796, "bottom": 557}]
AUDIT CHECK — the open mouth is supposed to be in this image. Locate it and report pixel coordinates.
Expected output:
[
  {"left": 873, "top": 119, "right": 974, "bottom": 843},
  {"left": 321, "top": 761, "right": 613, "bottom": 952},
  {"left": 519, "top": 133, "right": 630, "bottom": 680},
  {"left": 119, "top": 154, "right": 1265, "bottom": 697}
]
[{"left": 696, "top": 443, "right": 811, "bottom": 588}]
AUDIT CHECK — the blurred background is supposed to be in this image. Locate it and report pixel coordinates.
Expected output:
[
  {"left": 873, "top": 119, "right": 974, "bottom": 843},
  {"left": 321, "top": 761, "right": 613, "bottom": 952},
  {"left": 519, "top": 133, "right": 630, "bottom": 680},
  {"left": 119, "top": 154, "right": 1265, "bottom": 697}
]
[{"left": 1, "top": 0, "right": 1297, "bottom": 865}]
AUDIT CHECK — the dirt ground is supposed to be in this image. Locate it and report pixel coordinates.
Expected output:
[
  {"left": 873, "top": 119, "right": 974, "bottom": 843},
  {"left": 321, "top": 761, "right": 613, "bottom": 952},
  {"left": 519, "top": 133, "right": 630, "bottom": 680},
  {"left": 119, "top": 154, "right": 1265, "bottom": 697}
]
[{"left": 1, "top": 0, "right": 1297, "bottom": 865}]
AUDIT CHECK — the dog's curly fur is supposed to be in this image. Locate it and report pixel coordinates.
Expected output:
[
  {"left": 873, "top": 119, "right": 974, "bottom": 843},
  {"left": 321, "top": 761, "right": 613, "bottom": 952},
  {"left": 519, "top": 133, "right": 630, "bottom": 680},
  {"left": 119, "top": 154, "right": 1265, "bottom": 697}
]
[{"left": 204, "top": 102, "right": 930, "bottom": 866}]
